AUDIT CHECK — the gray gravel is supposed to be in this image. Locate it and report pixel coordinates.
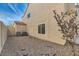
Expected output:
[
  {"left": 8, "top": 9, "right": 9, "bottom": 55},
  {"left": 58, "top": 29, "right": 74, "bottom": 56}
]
[{"left": 0, "top": 36, "right": 79, "bottom": 56}]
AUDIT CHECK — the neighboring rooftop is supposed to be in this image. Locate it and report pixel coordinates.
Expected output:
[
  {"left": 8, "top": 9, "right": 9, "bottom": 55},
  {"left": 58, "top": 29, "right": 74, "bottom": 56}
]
[{"left": 14, "top": 21, "right": 26, "bottom": 25}]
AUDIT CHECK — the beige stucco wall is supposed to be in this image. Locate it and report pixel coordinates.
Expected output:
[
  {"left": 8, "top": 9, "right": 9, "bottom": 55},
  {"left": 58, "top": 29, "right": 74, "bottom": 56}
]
[
  {"left": 13, "top": 23, "right": 27, "bottom": 34},
  {"left": 64, "top": 3, "right": 75, "bottom": 11},
  {"left": 16, "top": 25, "right": 26, "bottom": 32},
  {"left": 8, "top": 25, "right": 15, "bottom": 36},
  {"left": 22, "top": 3, "right": 75, "bottom": 45},
  {"left": 0, "top": 22, "right": 7, "bottom": 53},
  {"left": 8, "top": 23, "right": 27, "bottom": 36}
]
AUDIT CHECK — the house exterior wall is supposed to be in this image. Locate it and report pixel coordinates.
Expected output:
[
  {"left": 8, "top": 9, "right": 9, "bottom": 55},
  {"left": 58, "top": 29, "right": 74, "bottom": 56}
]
[
  {"left": 8, "top": 25, "right": 15, "bottom": 36},
  {"left": 7, "top": 23, "right": 16, "bottom": 36},
  {"left": 16, "top": 25, "right": 26, "bottom": 32},
  {"left": 22, "top": 3, "right": 75, "bottom": 45},
  {"left": 0, "top": 22, "right": 7, "bottom": 53},
  {"left": 64, "top": 3, "right": 75, "bottom": 11},
  {"left": 13, "top": 23, "right": 27, "bottom": 34}
]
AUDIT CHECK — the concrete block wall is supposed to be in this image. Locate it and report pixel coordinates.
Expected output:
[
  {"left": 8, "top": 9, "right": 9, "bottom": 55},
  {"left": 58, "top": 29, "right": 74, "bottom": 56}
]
[{"left": 0, "top": 22, "right": 7, "bottom": 53}]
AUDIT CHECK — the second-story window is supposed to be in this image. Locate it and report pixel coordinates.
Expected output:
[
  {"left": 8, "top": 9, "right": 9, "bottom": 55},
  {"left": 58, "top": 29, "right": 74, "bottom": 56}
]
[{"left": 27, "top": 13, "right": 31, "bottom": 18}]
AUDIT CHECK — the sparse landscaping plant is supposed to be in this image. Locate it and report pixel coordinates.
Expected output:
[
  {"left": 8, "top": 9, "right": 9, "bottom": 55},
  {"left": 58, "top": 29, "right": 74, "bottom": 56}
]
[{"left": 53, "top": 10, "right": 78, "bottom": 56}]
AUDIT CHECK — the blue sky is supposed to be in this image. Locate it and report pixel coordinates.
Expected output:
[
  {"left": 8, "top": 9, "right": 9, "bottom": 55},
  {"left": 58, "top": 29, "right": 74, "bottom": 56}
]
[{"left": 0, "top": 3, "right": 28, "bottom": 25}]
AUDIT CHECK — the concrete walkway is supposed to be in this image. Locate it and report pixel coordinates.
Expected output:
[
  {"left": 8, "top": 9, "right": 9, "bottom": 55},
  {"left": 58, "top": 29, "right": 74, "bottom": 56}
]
[{"left": 0, "top": 36, "right": 79, "bottom": 56}]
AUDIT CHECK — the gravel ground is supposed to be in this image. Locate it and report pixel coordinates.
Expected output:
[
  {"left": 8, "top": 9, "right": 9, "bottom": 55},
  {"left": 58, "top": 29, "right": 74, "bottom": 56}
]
[{"left": 0, "top": 36, "right": 79, "bottom": 56}]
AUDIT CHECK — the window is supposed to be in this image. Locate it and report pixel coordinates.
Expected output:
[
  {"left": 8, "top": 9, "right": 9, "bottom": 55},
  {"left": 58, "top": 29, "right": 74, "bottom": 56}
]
[
  {"left": 38, "top": 25, "right": 41, "bottom": 33},
  {"left": 38, "top": 24, "right": 45, "bottom": 34},
  {"left": 42, "top": 24, "right": 45, "bottom": 34},
  {"left": 27, "top": 13, "right": 31, "bottom": 18}
]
